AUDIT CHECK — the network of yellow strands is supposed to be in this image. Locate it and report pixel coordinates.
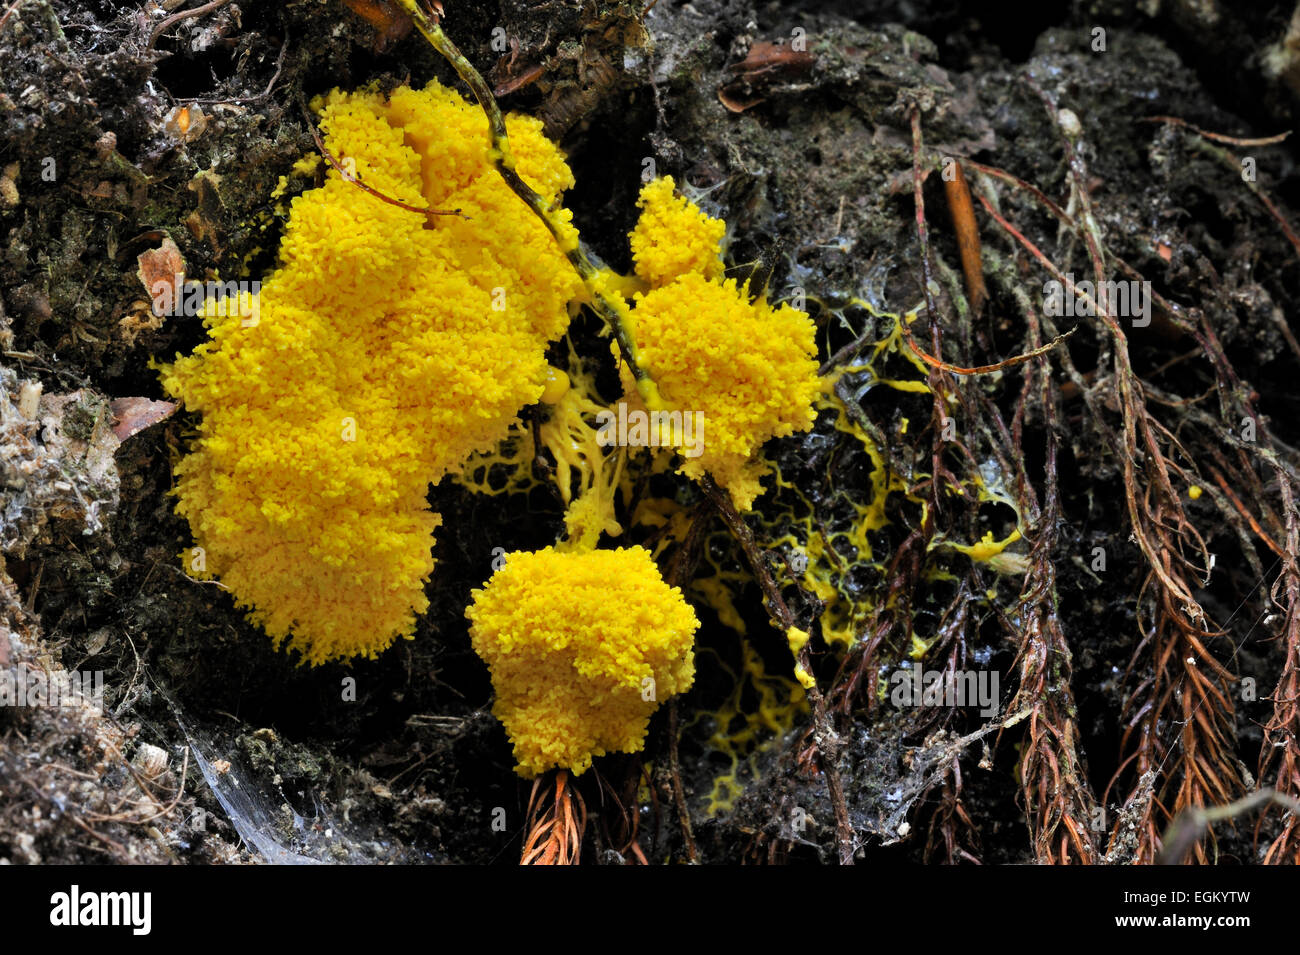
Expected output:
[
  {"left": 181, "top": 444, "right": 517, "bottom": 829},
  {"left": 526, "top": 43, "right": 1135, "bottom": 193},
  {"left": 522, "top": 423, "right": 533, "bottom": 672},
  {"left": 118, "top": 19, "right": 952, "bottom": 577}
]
[
  {"left": 466, "top": 546, "right": 699, "bottom": 777},
  {"left": 160, "top": 80, "right": 583, "bottom": 665},
  {"left": 619, "top": 176, "right": 822, "bottom": 511}
]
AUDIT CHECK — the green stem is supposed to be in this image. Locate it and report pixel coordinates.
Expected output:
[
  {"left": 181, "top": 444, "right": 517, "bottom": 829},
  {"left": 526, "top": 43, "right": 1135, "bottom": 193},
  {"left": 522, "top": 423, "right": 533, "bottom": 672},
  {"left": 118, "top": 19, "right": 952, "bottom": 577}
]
[{"left": 394, "top": 0, "right": 654, "bottom": 397}]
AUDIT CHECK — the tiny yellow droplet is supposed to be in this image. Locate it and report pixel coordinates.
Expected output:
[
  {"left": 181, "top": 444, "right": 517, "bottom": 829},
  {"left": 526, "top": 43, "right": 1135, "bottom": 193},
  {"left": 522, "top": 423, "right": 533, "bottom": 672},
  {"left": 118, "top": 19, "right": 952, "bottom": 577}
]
[
  {"left": 1188, "top": 485, "right": 1202, "bottom": 500},
  {"left": 540, "top": 366, "right": 570, "bottom": 404}
]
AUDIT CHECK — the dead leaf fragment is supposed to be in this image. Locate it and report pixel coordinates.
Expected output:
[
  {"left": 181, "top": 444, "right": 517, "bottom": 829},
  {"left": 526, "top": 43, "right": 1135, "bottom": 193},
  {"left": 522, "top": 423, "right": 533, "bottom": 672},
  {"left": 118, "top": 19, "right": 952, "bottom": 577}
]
[
  {"left": 718, "top": 39, "right": 817, "bottom": 112},
  {"left": 726, "top": 40, "right": 816, "bottom": 80},
  {"left": 340, "top": 0, "right": 414, "bottom": 51},
  {"left": 110, "top": 397, "right": 177, "bottom": 442},
  {"left": 136, "top": 236, "right": 185, "bottom": 317},
  {"left": 718, "top": 88, "right": 767, "bottom": 113}
]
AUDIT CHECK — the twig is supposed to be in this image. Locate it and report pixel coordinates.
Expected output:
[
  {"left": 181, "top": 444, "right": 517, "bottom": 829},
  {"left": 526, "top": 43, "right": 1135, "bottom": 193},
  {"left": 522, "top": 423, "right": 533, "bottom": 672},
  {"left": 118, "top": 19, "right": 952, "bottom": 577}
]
[
  {"left": 908, "top": 101, "right": 961, "bottom": 538},
  {"left": 666, "top": 701, "right": 698, "bottom": 863},
  {"left": 699, "top": 474, "right": 856, "bottom": 865},
  {"left": 662, "top": 509, "right": 712, "bottom": 863},
  {"left": 1206, "top": 465, "right": 1286, "bottom": 560},
  {"left": 298, "top": 95, "right": 465, "bottom": 221},
  {"left": 147, "top": 0, "right": 232, "bottom": 51},
  {"left": 908, "top": 105, "right": 941, "bottom": 338},
  {"left": 1138, "top": 115, "right": 1290, "bottom": 148},
  {"left": 1022, "top": 76, "right": 1111, "bottom": 317},
  {"left": 178, "top": 28, "right": 289, "bottom": 105},
  {"left": 943, "top": 160, "right": 987, "bottom": 314},
  {"left": 1158, "top": 788, "right": 1300, "bottom": 864},
  {"left": 968, "top": 158, "right": 1196, "bottom": 337},
  {"left": 902, "top": 321, "right": 1074, "bottom": 375},
  {"left": 1182, "top": 137, "right": 1300, "bottom": 366},
  {"left": 392, "top": 0, "right": 656, "bottom": 398},
  {"left": 975, "top": 195, "right": 1106, "bottom": 318},
  {"left": 593, "top": 765, "right": 649, "bottom": 864},
  {"left": 0, "top": 0, "right": 25, "bottom": 32},
  {"left": 23, "top": 779, "right": 132, "bottom": 862},
  {"left": 1258, "top": 475, "right": 1300, "bottom": 862}
]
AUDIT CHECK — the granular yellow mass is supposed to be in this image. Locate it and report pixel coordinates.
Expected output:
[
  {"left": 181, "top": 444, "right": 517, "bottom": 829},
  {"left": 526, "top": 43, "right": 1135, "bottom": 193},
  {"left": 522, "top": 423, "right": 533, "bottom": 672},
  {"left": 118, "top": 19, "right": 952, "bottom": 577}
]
[
  {"left": 620, "top": 272, "right": 822, "bottom": 509},
  {"left": 628, "top": 175, "right": 726, "bottom": 287},
  {"left": 616, "top": 179, "right": 822, "bottom": 510},
  {"left": 466, "top": 546, "right": 699, "bottom": 777},
  {"left": 160, "top": 81, "right": 583, "bottom": 665}
]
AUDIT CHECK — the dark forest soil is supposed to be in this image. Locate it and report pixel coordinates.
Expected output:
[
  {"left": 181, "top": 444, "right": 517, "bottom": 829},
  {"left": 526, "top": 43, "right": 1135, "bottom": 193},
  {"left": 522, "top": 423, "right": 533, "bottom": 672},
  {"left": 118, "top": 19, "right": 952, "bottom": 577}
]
[{"left": 3, "top": 0, "right": 1300, "bottom": 864}]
